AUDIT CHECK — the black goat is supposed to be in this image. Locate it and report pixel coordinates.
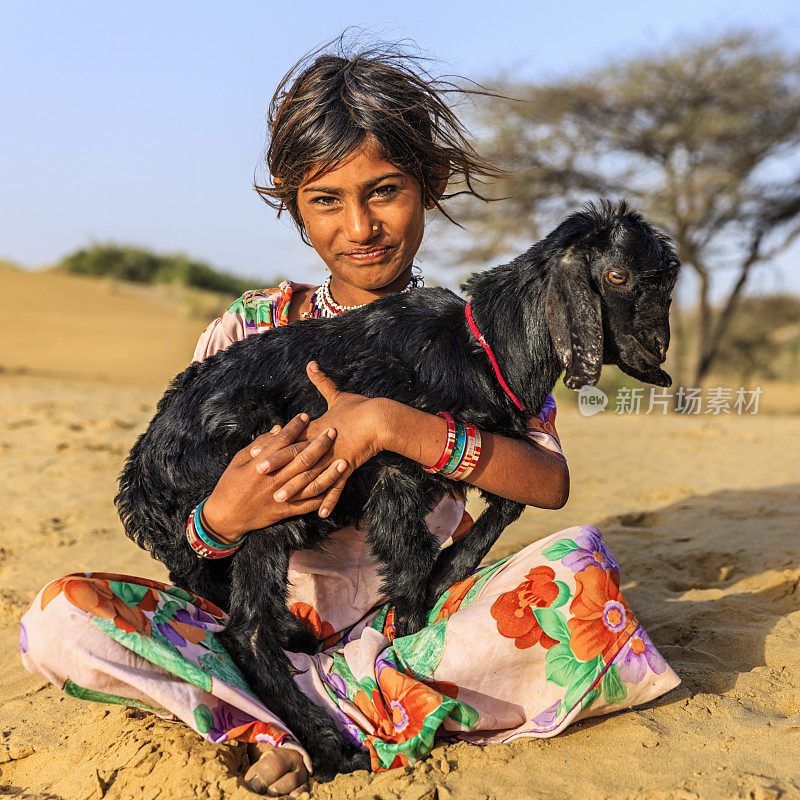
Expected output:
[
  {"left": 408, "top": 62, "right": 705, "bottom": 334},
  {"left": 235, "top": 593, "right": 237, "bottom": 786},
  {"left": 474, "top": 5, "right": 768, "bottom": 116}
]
[{"left": 115, "top": 199, "right": 680, "bottom": 777}]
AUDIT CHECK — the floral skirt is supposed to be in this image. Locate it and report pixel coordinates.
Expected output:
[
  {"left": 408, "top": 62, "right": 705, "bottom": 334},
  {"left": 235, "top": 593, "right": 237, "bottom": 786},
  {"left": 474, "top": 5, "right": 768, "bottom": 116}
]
[{"left": 19, "top": 525, "right": 680, "bottom": 774}]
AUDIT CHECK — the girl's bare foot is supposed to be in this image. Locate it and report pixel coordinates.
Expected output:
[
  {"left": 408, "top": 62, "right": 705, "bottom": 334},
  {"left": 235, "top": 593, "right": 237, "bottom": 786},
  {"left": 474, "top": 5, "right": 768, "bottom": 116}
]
[{"left": 245, "top": 742, "right": 310, "bottom": 797}]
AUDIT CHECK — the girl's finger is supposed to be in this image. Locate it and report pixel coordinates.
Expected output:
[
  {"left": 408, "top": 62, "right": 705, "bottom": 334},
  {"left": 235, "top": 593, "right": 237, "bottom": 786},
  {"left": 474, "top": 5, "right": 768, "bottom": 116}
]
[
  {"left": 254, "top": 413, "right": 310, "bottom": 458},
  {"left": 235, "top": 423, "right": 284, "bottom": 462},
  {"left": 258, "top": 428, "right": 336, "bottom": 476},
  {"left": 280, "top": 459, "right": 348, "bottom": 502},
  {"left": 275, "top": 495, "right": 325, "bottom": 521},
  {"left": 317, "top": 470, "right": 350, "bottom": 518},
  {"left": 306, "top": 362, "right": 340, "bottom": 404},
  {"left": 255, "top": 440, "right": 309, "bottom": 474},
  {"left": 248, "top": 424, "right": 282, "bottom": 457},
  {"left": 247, "top": 415, "right": 304, "bottom": 458}
]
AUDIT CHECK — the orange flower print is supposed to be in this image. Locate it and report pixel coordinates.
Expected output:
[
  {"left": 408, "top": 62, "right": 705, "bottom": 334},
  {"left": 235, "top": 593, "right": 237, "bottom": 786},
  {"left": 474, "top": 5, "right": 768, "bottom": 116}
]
[
  {"left": 226, "top": 719, "right": 287, "bottom": 746},
  {"left": 87, "top": 573, "right": 226, "bottom": 619},
  {"left": 567, "top": 566, "right": 637, "bottom": 662},
  {"left": 40, "top": 576, "right": 76, "bottom": 611},
  {"left": 490, "top": 566, "right": 561, "bottom": 649},
  {"left": 290, "top": 602, "right": 335, "bottom": 641},
  {"left": 378, "top": 668, "right": 443, "bottom": 742},
  {"left": 168, "top": 617, "right": 207, "bottom": 645},
  {"left": 433, "top": 573, "right": 479, "bottom": 623},
  {"left": 351, "top": 668, "right": 443, "bottom": 744},
  {"left": 190, "top": 595, "right": 226, "bottom": 620},
  {"left": 424, "top": 679, "right": 459, "bottom": 700},
  {"left": 382, "top": 606, "right": 396, "bottom": 642},
  {"left": 353, "top": 686, "right": 384, "bottom": 727},
  {"left": 84, "top": 573, "right": 165, "bottom": 591},
  {"left": 41, "top": 576, "right": 151, "bottom": 635},
  {"left": 320, "top": 629, "right": 344, "bottom": 651},
  {"left": 135, "top": 588, "right": 159, "bottom": 613}
]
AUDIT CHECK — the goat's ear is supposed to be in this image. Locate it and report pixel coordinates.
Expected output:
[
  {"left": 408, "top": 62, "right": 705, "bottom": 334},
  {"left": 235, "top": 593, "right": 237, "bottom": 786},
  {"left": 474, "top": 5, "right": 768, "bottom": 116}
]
[{"left": 545, "top": 252, "right": 603, "bottom": 391}]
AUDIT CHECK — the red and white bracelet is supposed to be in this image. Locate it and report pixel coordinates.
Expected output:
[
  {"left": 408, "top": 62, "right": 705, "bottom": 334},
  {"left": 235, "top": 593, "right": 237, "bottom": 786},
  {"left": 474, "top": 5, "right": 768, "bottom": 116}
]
[
  {"left": 448, "top": 422, "right": 482, "bottom": 480},
  {"left": 424, "top": 412, "right": 457, "bottom": 474},
  {"left": 423, "top": 413, "right": 482, "bottom": 481}
]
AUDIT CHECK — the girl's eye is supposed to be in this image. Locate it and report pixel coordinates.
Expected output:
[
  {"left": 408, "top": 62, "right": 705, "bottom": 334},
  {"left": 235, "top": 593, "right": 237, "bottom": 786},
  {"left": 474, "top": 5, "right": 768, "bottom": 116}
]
[
  {"left": 606, "top": 270, "right": 628, "bottom": 285},
  {"left": 373, "top": 184, "right": 398, "bottom": 198},
  {"left": 311, "top": 196, "right": 337, "bottom": 207}
]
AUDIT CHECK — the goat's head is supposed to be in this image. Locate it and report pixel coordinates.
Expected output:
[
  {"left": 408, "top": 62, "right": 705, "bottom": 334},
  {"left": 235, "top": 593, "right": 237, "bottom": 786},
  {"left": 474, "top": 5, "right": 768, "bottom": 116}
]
[{"left": 544, "top": 199, "right": 681, "bottom": 390}]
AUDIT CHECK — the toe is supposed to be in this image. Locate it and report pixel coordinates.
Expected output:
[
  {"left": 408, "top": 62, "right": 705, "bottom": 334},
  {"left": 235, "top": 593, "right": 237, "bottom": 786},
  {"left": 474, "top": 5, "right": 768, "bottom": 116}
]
[
  {"left": 244, "top": 746, "right": 309, "bottom": 796},
  {"left": 266, "top": 768, "right": 309, "bottom": 796}
]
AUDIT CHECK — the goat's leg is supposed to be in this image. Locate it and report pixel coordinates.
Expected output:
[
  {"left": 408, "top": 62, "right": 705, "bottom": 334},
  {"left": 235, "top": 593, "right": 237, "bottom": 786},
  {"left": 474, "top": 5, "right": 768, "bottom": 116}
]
[
  {"left": 362, "top": 474, "right": 441, "bottom": 639},
  {"left": 218, "top": 539, "right": 368, "bottom": 778},
  {"left": 235, "top": 525, "right": 322, "bottom": 655},
  {"left": 425, "top": 495, "right": 525, "bottom": 608}
]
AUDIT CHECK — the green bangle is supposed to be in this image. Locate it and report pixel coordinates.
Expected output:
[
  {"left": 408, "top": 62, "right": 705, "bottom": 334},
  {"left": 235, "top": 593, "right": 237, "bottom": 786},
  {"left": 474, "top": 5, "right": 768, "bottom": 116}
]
[
  {"left": 195, "top": 498, "right": 246, "bottom": 550},
  {"left": 440, "top": 421, "right": 467, "bottom": 476}
]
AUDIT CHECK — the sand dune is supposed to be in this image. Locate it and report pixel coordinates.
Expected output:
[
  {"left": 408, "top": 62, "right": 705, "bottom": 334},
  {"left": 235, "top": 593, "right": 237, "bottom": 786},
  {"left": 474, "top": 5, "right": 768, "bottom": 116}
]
[
  {"left": 1, "top": 270, "right": 798, "bottom": 799},
  {"left": 0, "top": 268, "right": 217, "bottom": 387}
]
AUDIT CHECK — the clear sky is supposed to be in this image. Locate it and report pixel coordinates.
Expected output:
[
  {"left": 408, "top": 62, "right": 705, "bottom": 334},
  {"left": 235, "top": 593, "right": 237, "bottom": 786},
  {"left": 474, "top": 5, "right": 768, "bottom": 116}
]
[{"left": 2, "top": 0, "right": 799, "bottom": 300}]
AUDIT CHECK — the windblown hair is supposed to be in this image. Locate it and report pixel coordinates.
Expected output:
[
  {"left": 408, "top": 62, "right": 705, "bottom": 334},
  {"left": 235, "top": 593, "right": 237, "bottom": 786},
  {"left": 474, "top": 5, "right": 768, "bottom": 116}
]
[{"left": 254, "top": 30, "right": 509, "bottom": 244}]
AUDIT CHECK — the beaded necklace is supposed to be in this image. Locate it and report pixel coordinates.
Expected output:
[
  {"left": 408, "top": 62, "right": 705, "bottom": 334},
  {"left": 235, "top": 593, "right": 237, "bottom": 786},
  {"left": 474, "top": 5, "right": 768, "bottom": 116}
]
[{"left": 301, "top": 273, "right": 423, "bottom": 319}]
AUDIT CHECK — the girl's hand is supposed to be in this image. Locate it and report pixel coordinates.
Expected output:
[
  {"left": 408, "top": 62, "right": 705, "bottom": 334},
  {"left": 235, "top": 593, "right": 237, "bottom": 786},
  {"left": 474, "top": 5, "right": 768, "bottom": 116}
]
[
  {"left": 256, "top": 362, "right": 388, "bottom": 518},
  {"left": 202, "top": 413, "right": 350, "bottom": 541}
]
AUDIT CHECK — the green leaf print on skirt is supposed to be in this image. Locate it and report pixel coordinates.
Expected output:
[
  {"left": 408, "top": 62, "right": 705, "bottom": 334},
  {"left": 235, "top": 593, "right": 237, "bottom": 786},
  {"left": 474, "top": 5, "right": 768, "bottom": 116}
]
[
  {"left": 63, "top": 677, "right": 164, "bottom": 713},
  {"left": 393, "top": 619, "right": 448, "bottom": 678},
  {"left": 90, "top": 616, "right": 213, "bottom": 693}
]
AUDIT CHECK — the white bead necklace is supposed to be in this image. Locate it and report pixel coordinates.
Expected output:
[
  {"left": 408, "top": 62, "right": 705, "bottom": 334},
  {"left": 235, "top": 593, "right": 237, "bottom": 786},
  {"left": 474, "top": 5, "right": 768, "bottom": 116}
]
[{"left": 303, "top": 273, "right": 423, "bottom": 319}]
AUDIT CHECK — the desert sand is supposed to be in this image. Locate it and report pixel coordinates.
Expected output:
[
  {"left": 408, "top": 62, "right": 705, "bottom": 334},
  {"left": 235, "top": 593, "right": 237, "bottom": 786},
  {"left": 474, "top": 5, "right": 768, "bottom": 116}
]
[{"left": 1, "top": 269, "right": 798, "bottom": 800}]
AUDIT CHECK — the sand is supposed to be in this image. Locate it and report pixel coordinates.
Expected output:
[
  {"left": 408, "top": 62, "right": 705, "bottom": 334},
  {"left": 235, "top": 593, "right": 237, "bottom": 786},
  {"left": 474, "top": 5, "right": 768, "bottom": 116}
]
[{"left": 1, "top": 270, "right": 799, "bottom": 800}]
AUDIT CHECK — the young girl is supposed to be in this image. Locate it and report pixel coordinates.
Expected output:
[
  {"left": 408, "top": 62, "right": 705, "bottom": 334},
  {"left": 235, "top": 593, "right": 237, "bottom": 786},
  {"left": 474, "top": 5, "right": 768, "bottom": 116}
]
[{"left": 20, "top": 42, "right": 679, "bottom": 797}]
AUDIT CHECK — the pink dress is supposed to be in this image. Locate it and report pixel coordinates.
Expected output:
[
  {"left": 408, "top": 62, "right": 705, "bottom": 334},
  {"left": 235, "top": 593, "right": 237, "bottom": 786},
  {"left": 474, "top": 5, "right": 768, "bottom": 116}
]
[{"left": 20, "top": 282, "right": 680, "bottom": 774}]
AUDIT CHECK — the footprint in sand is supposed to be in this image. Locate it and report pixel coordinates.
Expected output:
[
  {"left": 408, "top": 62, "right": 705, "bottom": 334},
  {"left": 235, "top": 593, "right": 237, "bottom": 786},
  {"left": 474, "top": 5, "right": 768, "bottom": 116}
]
[
  {"left": 664, "top": 551, "right": 739, "bottom": 591},
  {"left": 616, "top": 510, "right": 661, "bottom": 528}
]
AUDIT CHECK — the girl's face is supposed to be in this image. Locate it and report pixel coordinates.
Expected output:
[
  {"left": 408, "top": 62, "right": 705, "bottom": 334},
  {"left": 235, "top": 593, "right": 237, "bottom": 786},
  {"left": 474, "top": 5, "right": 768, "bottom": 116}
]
[{"left": 295, "top": 137, "right": 426, "bottom": 301}]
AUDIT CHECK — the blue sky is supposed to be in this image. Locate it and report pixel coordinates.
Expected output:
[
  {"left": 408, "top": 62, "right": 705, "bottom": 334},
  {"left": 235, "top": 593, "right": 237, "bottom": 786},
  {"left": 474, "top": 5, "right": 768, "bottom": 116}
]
[{"left": 2, "top": 1, "right": 799, "bottom": 300}]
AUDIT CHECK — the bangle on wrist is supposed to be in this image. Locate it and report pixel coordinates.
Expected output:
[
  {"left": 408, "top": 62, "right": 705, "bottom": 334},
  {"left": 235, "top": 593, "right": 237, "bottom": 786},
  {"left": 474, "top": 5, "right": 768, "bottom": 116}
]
[
  {"left": 198, "top": 500, "right": 241, "bottom": 546},
  {"left": 447, "top": 422, "right": 482, "bottom": 480},
  {"left": 440, "top": 421, "right": 467, "bottom": 475},
  {"left": 423, "top": 412, "right": 456, "bottom": 473},
  {"left": 423, "top": 413, "right": 482, "bottom": 481},
  {"left": 186, "top": 497, "right": 247, "bottom": 559}
]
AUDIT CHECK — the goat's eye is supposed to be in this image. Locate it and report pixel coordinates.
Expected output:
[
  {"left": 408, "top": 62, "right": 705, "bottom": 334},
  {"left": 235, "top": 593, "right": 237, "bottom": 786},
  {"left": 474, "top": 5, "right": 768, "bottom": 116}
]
[{"left": 606, "top": 270, "right": 628, "bottom": 286}]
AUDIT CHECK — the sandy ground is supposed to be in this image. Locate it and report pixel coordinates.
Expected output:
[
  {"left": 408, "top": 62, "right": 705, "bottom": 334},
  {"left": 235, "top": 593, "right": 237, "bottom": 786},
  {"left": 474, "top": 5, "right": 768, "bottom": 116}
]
[{"left": 1, "top": 270, "right": 799, "bottom": 799}]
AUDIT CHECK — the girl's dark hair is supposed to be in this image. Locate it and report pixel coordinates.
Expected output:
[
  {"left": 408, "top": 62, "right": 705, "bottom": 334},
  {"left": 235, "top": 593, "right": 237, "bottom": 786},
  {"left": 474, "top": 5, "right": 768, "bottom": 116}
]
[{"left": 255, "top": 31, "right": 508, "bottom": 245}]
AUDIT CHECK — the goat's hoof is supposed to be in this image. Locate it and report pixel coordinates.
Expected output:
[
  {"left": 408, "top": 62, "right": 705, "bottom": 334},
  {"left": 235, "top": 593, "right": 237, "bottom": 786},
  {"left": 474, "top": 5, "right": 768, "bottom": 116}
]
[
  {"left": 343, "top": 749, "right": 371, "bottom": 773},
  {"left": 307, "top": 728, "right": 365, "bottom": 780},
  {"left": 312, "top": 749, "right": 369, "bottom": 781}
]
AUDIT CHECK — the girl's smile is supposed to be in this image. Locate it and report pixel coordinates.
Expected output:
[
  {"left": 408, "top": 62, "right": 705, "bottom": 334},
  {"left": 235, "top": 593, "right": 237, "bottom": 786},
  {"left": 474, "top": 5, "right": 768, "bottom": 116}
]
[{"left": 341, "top": 245, "right": 392, "bottom": 262}]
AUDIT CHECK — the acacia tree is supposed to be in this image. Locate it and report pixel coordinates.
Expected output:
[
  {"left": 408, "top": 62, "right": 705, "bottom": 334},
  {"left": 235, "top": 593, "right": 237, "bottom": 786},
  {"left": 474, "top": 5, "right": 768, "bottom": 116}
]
[{"left": 454, "top": 30, "right": 800, "bottom": 386}]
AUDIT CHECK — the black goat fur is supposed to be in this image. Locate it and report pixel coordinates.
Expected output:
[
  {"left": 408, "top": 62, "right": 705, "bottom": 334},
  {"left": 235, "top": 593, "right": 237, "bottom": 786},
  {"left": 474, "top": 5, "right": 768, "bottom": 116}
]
[{"left": 115, "top": 199, "right": 680, "bottom": 777}]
